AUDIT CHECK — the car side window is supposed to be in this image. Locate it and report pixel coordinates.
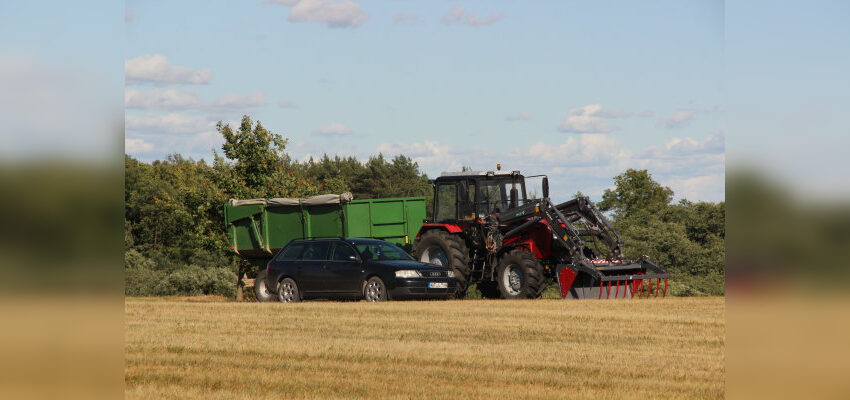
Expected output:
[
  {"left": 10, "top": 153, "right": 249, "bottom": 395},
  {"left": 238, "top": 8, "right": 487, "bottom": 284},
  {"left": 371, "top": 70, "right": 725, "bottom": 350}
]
[
  {"left": 301, "top": 242, "right": 330, "bottom": 261},
  {"left": 331, "top": 243, "right": 359, "bottom": 261},
  {"left": 276, "top": 243, "right": 305, "bottom": 261}
]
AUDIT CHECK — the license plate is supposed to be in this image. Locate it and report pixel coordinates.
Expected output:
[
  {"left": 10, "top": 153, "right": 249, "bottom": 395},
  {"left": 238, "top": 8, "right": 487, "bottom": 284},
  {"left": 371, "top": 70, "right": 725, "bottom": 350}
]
[{"left": 428, "top": 282, "right": 448, "bottom": 289}]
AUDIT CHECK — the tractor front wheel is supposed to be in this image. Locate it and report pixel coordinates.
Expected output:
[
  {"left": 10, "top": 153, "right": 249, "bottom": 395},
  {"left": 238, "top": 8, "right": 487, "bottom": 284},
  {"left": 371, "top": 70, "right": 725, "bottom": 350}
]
[
  {"left": 496, "top": 249, "right": 545, "bottom": 299},
  {"left": 413, "top": 229, "right": 471, "bottom": 298}
]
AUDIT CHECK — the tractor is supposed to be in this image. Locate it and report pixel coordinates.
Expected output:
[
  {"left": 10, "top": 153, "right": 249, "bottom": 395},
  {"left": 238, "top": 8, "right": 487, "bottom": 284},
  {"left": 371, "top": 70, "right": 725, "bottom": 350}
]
[{"left": 412, "top": 167, "right": 669, "bottom": 299}]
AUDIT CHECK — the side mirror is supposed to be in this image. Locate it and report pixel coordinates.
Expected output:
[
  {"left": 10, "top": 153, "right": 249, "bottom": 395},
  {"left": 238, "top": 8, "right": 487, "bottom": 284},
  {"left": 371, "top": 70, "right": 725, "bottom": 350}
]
[
  {"left": 542, "top": 177, "right": 549, "bottom": 199},
  {"left": 348, "top": 255, "right": 358, "bottom": 261}
]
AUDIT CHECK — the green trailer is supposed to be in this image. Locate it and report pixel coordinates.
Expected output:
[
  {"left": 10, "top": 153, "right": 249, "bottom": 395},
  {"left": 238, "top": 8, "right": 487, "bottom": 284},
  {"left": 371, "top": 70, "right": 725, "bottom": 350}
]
[{"left": 224, "top": 193, "right": 426, "bottom": 265}]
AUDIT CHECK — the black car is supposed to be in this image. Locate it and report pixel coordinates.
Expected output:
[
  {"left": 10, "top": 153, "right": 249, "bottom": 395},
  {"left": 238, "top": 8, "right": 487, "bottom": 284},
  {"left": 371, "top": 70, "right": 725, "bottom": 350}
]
[{"left": 263, "top": 238, "right": 458, "bottom": 302}]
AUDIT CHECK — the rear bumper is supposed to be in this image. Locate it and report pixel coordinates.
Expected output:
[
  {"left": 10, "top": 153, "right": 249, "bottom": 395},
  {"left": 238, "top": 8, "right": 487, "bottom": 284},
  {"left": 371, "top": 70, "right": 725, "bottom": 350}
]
[{"left": 390, "top": 277, "right": 457, "bottom": 299}]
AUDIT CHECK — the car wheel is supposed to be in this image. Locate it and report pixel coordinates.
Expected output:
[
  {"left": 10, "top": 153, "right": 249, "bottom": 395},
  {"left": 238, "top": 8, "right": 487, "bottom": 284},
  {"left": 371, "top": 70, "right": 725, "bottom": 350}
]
[
  {"left": 254, "top": 270, "right": 277, "bottom": 302},
  {"left": 364, "top": 277, "right": 388, "bottom": 302},
  {"left": 277, "top": 278, "right": 301, "bottom": 303}
]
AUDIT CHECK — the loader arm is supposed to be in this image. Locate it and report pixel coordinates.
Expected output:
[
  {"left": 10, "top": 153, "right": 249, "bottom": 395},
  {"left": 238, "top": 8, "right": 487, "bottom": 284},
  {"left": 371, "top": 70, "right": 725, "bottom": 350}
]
[{"left": 555, "top": 196, "right": 624, "bottom": 259}]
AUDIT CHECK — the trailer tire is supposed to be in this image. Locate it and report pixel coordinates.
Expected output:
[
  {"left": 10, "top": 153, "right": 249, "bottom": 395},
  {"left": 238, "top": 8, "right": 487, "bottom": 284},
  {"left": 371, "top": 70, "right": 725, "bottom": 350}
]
[
  {"left": 254, "top": 270, "right": 277, "bottom": 302},
  {"left": 413, "top": 229, "right": 471, "bottom": 299},
  {"left": 496, "top": 249, "right": 544, "bottom": 299}
]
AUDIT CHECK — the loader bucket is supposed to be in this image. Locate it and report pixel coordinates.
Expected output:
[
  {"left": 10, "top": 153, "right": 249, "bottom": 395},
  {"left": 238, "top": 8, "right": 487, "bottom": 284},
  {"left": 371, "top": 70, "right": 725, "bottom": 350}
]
[{"left": 556, "top": 259, "right": 669, "bottom": 299}]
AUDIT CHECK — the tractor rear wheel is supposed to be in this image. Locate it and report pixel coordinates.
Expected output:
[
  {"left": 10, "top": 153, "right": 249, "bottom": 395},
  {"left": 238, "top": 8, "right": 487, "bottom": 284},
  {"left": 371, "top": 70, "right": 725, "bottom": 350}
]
[
  {"left": 496, "top": 249, "right": 544, "bottom": 299},
  {"left": 413, "top": 229, "right": 471, "bottom": 298}
]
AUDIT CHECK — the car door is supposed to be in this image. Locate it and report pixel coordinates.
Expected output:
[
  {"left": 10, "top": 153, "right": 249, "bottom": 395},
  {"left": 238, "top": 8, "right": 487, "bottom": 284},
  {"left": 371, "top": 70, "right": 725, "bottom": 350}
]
[
  {"left": 326, "top": 242, "right": 363, "bottom": 294},
  {"left": 296, "top": 241, "right": 332, "bottom": 294}
]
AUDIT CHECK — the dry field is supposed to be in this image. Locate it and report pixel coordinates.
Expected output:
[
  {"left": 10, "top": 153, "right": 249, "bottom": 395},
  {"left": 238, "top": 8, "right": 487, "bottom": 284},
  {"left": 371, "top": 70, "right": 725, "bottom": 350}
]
[{"left": 125, "top": 297, "right": 724, "bottom": 399}]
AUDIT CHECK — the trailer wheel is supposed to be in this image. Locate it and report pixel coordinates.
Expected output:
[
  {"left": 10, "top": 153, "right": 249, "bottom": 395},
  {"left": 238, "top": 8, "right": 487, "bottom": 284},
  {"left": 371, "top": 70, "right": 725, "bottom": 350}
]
[
  {"left": 476, "top": 281, "right": 501, "bottom": 299},
  {"left": 496, "top": 249, "right": 544, "bottom": 299},
  {"left": 413, "top": 229, "right": 471, "bottom": 299},
  {"left": 277, "top": 278, "right": 301, "bottom": 303},
  {"left": 254, "top": 270, "right": 277, "bottom": 302}
]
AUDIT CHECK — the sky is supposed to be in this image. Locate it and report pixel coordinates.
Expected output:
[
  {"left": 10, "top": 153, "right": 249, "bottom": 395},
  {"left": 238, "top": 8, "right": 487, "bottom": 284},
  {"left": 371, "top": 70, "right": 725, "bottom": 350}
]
[{"left": 122, "top": 0, "right": 726, "bottom": 202}]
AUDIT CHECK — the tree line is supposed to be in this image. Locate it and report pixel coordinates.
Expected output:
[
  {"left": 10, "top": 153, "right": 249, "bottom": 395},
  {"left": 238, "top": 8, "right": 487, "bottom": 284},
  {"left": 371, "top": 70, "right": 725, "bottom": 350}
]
[{"left": 125, "top": 116, "right": 724, "bottom": 298}]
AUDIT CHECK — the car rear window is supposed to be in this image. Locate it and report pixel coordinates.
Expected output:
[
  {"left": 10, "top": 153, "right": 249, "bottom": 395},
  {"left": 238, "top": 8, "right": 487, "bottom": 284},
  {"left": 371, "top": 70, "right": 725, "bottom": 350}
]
[
  {"left": 301, "top": 241, "right": 330, "bottom": 260},
  {"left": 276, "top": 243, "right": 305, "bottom": 261}
]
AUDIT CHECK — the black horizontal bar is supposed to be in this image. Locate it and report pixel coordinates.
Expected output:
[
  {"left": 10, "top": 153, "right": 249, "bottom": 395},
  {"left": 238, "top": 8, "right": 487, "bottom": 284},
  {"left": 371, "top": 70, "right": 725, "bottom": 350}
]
[{"left": 598, "top": 273, "right": 670, "bottom": 281}]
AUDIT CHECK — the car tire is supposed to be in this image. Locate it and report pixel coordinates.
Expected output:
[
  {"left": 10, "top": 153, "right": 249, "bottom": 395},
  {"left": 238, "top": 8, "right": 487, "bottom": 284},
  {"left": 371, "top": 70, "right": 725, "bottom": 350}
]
[
  {"left": 363, "top": 277, "right": 389, "bottom": 302},
  {"left": 496, "top": 249, "right": 544, "bottom": 299},
  {"left": 277, "top": 278, "right": 301, "bottom": 303},
  {"left": 413, "top": 229, "right": 471, "bottom": 299},
  {"left": 254, "top": 270, "right": 277, "bottom": 302}
]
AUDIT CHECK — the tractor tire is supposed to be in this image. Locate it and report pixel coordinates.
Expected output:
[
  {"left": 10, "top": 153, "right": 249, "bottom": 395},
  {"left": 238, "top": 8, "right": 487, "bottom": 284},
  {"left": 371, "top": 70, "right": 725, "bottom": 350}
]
[
  {"left": 496, "top": 249, "right": 545, "bottom": 299},
  {"left": 413, "top": 229, "right": 471, "bottom": 299},
  {"left": 254, "top": 270, "right": 277, "bottom": 302},
  {"left": 476, "top": 280, "right": 502, "bottom": 299}
]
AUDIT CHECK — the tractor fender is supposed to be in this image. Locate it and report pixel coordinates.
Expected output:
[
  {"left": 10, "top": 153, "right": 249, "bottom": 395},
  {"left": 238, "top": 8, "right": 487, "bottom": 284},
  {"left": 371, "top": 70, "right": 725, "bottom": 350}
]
[
  {"left": 416, "top": 223, "right": 463, "bottom": 239},
  {"left": 495, "top": 242, "right": 531, "bottom": 258}
]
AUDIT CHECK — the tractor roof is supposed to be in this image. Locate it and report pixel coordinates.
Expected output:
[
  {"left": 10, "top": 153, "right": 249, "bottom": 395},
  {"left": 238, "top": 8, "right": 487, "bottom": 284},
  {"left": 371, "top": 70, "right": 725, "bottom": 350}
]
[{"left": 439, "top": 170, "right": 522, "bottom": 178}]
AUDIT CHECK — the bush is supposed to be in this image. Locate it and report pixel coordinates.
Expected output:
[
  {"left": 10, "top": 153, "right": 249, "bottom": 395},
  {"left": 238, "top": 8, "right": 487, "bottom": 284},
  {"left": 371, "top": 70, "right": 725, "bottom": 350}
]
[
  {"left": 125, "top": 249, "right": 238, "bottom": 298},
  {"left": 152, "top": 265, "right": 237, "bottom": 298}
]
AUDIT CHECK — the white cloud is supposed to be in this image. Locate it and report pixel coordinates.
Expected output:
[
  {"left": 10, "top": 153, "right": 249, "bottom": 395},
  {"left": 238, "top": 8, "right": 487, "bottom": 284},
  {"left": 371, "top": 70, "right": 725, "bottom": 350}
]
[
  {"left": 125, "top": 113, "right": 210, "bottom": 134},
  {"left": 658, "top": 110, "right": 696, "bottom": 129},
  {"left": 664, "top": 174, "right": 725, "bottom": 202},
  {"left": 305, "top": 132, "right": 724, "bottom": 201},
  {"left": 268, "top": 0, "right": 369, "bottom": 28},
  {"left": 208, "top": 91, "right": 267, "bottom": 112},
  {"left": 125, "top": 138, "right": 153, "bottom": 153},
  {"left": 393, "top": 13, "right": 419, "bottom": 25},
  {"left": 376, "top": 140, "right": 462, "bottom": 172},
  {"left": 638, "top": 110, "right": 654, "bottom": 117},
  {"left": 558, "top": 104, "right": 626, "bottom": 133},
  {"left": 278, "top": 100, "right": 298, "bottom": 109},
  {"left": 125, "top": 54, "right": 212, "bottom": 85},
  {"left": 639, "top": 131, "right": 725, "bottom": 159},
  {"left": 125, "top": 88, "right": 202, "bottom": 110},
  {"left": 505, "top": 111, "right": 532, "bottom": 121},
  {"left": 312, "top": 122, "right": 354, "bottom": 136},
  {"left": 124, "top": 88, "right": 266, "bottom": 113},
  {"left": 441, "top": 7, "right": 503, "bottom": 26}
]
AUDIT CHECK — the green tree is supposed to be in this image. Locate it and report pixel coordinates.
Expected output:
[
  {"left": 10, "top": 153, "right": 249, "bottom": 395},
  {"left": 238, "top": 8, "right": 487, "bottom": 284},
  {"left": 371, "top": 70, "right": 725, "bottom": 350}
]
[
  {"left": 598, "top": 168, "right": 673, "bottom": 218},
  {"left": 219, "top": 115, "right": 288, "bottom": 191}
]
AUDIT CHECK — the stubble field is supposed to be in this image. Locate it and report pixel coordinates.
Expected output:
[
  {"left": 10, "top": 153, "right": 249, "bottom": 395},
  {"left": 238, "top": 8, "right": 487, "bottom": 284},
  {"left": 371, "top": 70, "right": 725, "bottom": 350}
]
[{"left": 125, "top": 297, "right": 724, "bottom": 399}]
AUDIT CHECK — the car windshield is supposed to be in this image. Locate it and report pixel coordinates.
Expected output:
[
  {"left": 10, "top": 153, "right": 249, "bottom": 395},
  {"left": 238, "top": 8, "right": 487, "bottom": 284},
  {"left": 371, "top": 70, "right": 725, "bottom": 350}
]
[{"left": 354, "top": 242, "right": 414, "bottom": 261}]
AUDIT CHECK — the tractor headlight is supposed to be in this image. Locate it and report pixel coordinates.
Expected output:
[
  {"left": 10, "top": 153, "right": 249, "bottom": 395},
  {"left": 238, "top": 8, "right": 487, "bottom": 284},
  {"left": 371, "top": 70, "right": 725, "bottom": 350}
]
[
  {"left": 446, "top": 270, "right": 456, "bottom": 278},
  {"left": 395, "top": 270, "right": 422, "bottom": 278}
]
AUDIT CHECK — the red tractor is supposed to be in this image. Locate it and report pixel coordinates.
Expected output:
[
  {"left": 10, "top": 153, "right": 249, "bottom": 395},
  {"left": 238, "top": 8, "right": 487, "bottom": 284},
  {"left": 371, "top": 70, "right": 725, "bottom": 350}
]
[{"left": 412, "top": 168, "right": 669, "bottom": 299}]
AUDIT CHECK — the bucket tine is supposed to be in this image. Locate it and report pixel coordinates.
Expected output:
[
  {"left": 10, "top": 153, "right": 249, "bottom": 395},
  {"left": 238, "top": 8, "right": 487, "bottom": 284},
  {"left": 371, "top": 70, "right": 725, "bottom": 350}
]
[
  {"left": 606, "top": 281, "right": 611, "bottom": 299},
  {"left": 655, "top": 278, "right": 661, "bottom": 297},
  {"left": 598, "top": 281, "right": 604, "bottom": 299},
  {"left": 614, "top": 280, "right": 620, "bottom": 299},
  {"left": 663, "top": 278, "right": 669, "bottom": 297}
]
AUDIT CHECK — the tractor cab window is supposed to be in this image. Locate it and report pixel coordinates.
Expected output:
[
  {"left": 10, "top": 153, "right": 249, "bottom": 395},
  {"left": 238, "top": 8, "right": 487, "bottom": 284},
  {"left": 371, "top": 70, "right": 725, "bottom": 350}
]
[
  {"left": 435, "top": 183, "right": 458, "bottom": 222},
  {"left": 479, "top": 180, "right": 525, "bottom": 214}
]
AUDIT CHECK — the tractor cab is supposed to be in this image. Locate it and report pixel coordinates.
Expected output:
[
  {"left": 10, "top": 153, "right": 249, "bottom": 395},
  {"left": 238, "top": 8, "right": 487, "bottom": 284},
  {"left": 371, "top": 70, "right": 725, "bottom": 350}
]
[{"left": 431, "top": 170, "right": 528, "bottom": 223}]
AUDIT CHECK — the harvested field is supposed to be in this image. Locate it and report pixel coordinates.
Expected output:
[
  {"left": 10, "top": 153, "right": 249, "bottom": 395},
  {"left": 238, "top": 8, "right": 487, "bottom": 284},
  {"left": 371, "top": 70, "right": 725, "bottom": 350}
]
[{"left": 125, "top": 297, "right": 724, "bottom": 399}]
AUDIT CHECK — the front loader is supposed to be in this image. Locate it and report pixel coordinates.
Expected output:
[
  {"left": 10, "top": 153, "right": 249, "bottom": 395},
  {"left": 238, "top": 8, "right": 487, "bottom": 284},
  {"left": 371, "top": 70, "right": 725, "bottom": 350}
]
[{"left": 412, "top": 167, "right": 669, "bottom": 299}]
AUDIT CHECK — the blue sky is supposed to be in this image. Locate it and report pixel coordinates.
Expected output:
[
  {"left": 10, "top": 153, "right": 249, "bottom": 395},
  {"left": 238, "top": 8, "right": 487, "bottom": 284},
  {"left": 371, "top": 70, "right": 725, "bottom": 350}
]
[{"left": 123, "top": 0, "right": 726, "bottom": 201}]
